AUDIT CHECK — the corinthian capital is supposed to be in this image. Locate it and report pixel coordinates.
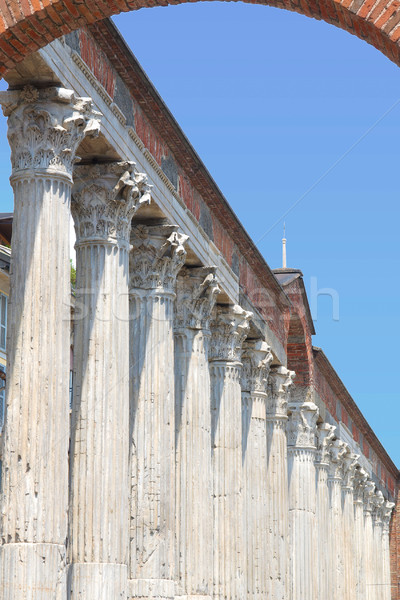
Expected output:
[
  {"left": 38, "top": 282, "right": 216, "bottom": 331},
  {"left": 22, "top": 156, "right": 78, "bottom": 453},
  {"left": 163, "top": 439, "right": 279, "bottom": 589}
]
[
  {"left": 287, "top": 401, "right": 319, "bottom": 448},
  {"left": 209, "top": 305, "right": 252, "bottom": 363},
  {"left": 72, "top": 162, "right": 151, "bottom": 245},
  {"left": 130, "top": 223, "right": 188, "bottom": 292},
  {"left": 382, "top": 501, "right": 395, "bottom": 532},
  {"left": 241, "top": 340, "right": 273, "bottom": 394},
  {"left": 353, "top": 467, "right": 368, "bottom": 503},
  {"left": 175, "top": 267, "right": 220, "bottom": 331},
  {"left": 0, "top": 85, "right": 100, "bottom": 177},
  {"left": 266, "top": 366, "right": 295, "bottom": 419},
  {"left": 363, "top": 479, "right": 376, "bottom": 512},
  {"left": 342, "top": 452, "right": 360, "bottom": 489},
  {"left": 315, "top": 423, "right": 336, "bottom": 464},
  {"left": 328, "top": 439, "right": 348, "bottom": 479},
  {"left": 372, "top": 490, "right": 385, "bottom": 523}
]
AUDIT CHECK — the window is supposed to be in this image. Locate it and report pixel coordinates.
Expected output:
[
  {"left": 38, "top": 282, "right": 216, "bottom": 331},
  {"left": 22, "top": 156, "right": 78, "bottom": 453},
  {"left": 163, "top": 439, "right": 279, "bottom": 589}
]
[{"left": 0, "top": 293, "right": 7, "bottom": 351}]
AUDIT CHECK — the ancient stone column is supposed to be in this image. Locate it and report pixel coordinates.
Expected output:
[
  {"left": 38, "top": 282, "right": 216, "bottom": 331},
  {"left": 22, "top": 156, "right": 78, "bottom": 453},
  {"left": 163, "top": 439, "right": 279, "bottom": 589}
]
[
  {"left": 241, "top": 340, "right": 272, "bottom": 600},
  {"left": 209, "top": 305, "right": 252, "bottom": 600},
  {"left": 372, "top": 491, "right": 385, "bottom": 600},
  {"left": 287, "top": 399, "right": 319, "bottom": 600},
  {"left": 68, "top": 162, "right": 150, "bottom": 599},
  {"left": 342, "top": 452, "right": 359, "bottom": 600},
  {"left": 382, "top": 501, "right": 395, "bottom": 600},
  {"left": 315, "top": 423, "right": 336, "bottom": 600},
  {"left": 0, "top": 85, "right": 100, "bottom": 600},
  {"left": 353, "top": 468, "right": 368, "bottom": 600},
  {"left": 363, "top": 480, "right": 376, "bottom": 600},
  {"left": 129, "top": 223, "right": 188, "bottom": 600},
  {"left": 174, "top": 267, "right": 220, "bottom": 600},
  {"left": 327, "top": 439, "right": 348, "bottom": 600},
  {"left": 265, "top": 366, "right": 294, "bottom": 600}
]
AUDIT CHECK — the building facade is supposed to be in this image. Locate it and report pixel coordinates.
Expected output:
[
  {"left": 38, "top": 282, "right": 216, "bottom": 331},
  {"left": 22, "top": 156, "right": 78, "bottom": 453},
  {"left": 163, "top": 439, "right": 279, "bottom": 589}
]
[{"left": 0, "top": 21, "right": 398, "bottom": 600}]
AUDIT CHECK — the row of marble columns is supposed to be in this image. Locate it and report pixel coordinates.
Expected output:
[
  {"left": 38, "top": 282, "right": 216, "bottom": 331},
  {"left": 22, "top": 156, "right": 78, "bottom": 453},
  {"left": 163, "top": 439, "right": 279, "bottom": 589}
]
[{"left": 0, "top": 85, "right": 395, "bottom": 600}]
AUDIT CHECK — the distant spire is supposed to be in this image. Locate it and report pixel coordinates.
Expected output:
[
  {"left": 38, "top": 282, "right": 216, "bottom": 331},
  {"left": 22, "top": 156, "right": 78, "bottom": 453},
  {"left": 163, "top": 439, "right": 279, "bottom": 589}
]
[{"left": 282, "top": 222, "right": 287, "bottom": 269}]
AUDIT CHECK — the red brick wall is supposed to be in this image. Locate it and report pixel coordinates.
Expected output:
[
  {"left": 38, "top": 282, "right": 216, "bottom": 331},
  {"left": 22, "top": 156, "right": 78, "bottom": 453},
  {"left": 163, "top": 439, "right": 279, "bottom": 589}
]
[
  {"left": 391, "top": 484, "right": 400, "bottom": 600},
  {"left": 283, "top": 278, "right": 314, "bottom": 388}
]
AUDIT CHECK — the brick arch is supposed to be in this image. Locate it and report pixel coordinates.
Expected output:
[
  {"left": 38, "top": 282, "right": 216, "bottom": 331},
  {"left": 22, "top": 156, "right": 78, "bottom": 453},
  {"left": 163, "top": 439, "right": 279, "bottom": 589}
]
[{"left": 1, "top": 0, "right": 400, "bottom": 77}]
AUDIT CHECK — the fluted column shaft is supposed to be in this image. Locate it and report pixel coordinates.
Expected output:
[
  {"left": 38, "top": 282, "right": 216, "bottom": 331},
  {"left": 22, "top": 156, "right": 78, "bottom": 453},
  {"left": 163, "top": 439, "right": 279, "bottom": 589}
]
[
  {"left": 382, "top": 503, "right": 395, "bottom": 600},
  {"left": 315, "top": 423, "right": 335, "bottom": 600},
  {"left": 327, "top": 441, "right": 347, "bottom": 600},
  {"left": 241, "top": 341, "right": 272, "bottom": 600},
  {"left": 373, "top": 511, "right": 384, "bottom": 600},
  {"left": 265, "top": 366, "right": 294, "bottom": 600},
  {"left": 287, "top": 400, "right": 319, "bottom": 600},
  {"left": 209, "top": 305, "right": 251, "bottom": 600},
  {"left": 129, "top": 224, "right": 187, "bottom": 600},
  {"left": 364, "top": 483, "right": 376, "bottom": 600},
  {"left": 174, "top": 267, "right": 220, "bottom": 600},
  {"left": 69, "top": 163, "right": 150, "bottom": 599},
  {"left": 0, "top": 86, "right": 99, "bottom": 600},
  {"left": 342, "top": 452, "right": 359, "bottom": 600},
  {"left": 343, "top": 486, "right": 356, "bottom": 600},
  {"left": 353, "top": 469, "right": 368, "bottom": 600}
]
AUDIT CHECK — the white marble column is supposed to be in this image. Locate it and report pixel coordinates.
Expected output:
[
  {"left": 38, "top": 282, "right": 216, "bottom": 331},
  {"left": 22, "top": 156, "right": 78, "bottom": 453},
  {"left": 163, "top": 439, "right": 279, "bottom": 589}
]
[
  {"left": 209, "top": 305, "right": 252, "bottom": 600},
  {"left": 0, "top": 85, "right": 99, "bottom": 600},
  {"left": 68, "top": 163, "right": 150, "bottom": 599},
  {"left": 363, "top": 480, "right": 376, "bottom": 600},
  {"left": 287, "top": 399, "right": 319, "bottom": 600},
  {"left": 342, "top": 452, "right": 359, "bottom": 600},
  {"left": 353, "top": 468, "right": 368, "bottom": 600},
  {"left": 129, "top": 223, "right": 188, "bottom": 600},
  {"left": 174, "top": 267, "right": 220, "bottom": 600},
  {"left": 372, "top": 491, "right": 385, "bottom": 600},
  {"left": 315, "top": 423, "right": 336, "bottom": 600},
  {"left": 382, "top": 501, "right": 395, "bottom": 600},
  {"left": 241, "top": 340, "right": 272, "bottom": 600},
  {"left": 265, "top": 366, "right": 294, "bottom": 600},
  {"left": 327, "top": 439, "right": 348, "bottom": 600}
]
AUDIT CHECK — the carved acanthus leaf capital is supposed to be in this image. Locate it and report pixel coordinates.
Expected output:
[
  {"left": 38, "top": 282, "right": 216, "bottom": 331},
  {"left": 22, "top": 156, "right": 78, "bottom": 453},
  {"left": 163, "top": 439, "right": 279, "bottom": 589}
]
[
  {"left": 382, "top": 501, "right": 395, "bottom": 531},
  {"left": 287, "top": 401, "right": 319, "bottom": 448},
  {"left": 130, "top": 223, "right": 188, "bottom": 292},
  {"left": 315, "top": 423, "right": 336, "bottom": 464},
  {"left": 353, "top": 467, "right": 369, "bottom": 503},
  {"left": 363, "top": 480, "right": 376, "bottom": 512},
  {"left": 266, "top": 366, "right": 295, "bottom": 418},
  {"left": 209, "top": 305, "right": 252, "bottom": 363},
  {"left": 0, "top": 86, "right": 101, "bottom": 177},
  {"left": 328, "top": 439, "right": 348, "bottom": 479},
  {"left": 372, "top": 490, "right": 385, "bottom": 523},
  {"left": 175, "top": 267, "right": 221, "bottom": 331},
  {"left": 342, "top": 452, "right": 360, "bottom": 488},
  {"left": 72, "top": 162, "right": 151, "bottom": 244},
  {"left": 241, "top": 340, "right": 273, "bottom": 394}
]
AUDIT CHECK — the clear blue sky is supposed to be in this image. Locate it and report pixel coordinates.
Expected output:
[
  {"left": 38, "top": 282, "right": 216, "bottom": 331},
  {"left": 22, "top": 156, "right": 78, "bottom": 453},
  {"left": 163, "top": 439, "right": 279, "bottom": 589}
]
[{"left": 1, "top": 3, "right": 399, "bottom": 465}]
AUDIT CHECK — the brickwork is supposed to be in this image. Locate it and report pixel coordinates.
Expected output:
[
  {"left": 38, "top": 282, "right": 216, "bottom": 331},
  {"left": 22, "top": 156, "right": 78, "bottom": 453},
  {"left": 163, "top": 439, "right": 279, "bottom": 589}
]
[
  {"left": 390, "top": 485, "right": 400, "bottom": 600},
  {"left": 2, "top": 0, "right": 400, "bottom": 77}
]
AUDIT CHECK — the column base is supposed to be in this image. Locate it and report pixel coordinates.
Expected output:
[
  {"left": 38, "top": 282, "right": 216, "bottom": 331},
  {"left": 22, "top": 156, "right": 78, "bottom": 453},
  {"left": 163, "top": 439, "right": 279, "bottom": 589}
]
[
  {"left": 128, "top": 578, "right": 175, "bottom": 600},
  {"left": 0, "top": 542, "right": 67, "bottom": 600},
  {"left": 68, "top": 563, "right": 127, "bottom": 599}
]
